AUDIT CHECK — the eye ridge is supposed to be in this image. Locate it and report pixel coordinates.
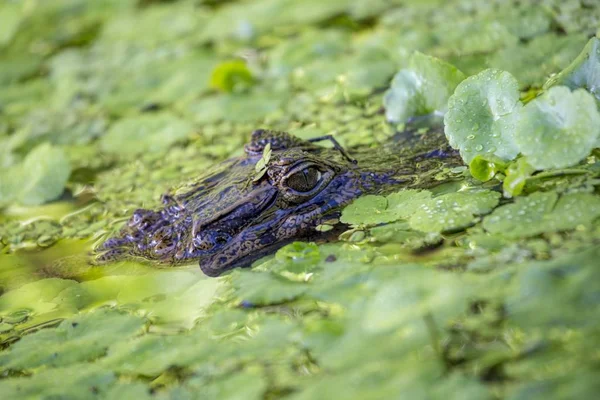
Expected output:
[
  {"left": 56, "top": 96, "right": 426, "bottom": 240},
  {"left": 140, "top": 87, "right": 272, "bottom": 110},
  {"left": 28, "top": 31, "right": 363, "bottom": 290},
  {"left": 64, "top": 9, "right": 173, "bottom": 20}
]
[{"left": 286, "top": 167, "right": 322, "bottom": 192}]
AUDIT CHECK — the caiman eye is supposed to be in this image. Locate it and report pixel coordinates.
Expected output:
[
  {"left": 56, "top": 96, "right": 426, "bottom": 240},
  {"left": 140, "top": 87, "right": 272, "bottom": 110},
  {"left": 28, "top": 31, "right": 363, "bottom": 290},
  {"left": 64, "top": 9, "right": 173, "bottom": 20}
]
[{"left": 286, "top": 167, "right": 322, "bottom": 193}]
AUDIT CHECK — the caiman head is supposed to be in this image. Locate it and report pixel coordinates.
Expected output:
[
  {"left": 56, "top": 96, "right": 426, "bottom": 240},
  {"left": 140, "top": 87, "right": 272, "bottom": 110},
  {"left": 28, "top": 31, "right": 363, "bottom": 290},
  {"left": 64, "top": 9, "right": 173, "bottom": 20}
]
[{"left": 96, "top": 130, "right": 383, "bottom": 277}]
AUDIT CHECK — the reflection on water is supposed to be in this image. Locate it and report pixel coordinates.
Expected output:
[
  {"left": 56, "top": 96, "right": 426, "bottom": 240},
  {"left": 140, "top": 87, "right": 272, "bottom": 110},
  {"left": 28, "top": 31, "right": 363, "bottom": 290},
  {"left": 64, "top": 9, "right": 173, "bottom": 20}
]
[{"left": 0, "top": 202, "right": 221, "bottom": 346}]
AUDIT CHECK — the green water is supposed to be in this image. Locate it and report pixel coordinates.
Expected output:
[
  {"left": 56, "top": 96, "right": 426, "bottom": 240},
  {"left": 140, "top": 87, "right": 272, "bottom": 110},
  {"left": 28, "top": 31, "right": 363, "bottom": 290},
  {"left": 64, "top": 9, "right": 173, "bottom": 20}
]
[{"left": 1, "top": 0, "right": 600, "bottom": 398}]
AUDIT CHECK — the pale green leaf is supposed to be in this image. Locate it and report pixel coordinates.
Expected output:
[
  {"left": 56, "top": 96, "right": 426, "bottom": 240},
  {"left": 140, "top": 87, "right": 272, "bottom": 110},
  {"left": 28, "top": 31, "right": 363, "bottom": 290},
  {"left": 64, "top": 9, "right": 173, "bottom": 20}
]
[
  {"left": 514, "top": 86, "right": 600, "bottom": 170},
  {"left": 444, "top": 69, "right": 522, "bottom": 163},
  {"left": 483, "top": 192, "right": 600, "bottom": 238},
  {"left": 544, "top": 37, "right": 600, "bottom": 102},
  {"left": 384, "top": 52, "right": 466, "bottom": 123}
]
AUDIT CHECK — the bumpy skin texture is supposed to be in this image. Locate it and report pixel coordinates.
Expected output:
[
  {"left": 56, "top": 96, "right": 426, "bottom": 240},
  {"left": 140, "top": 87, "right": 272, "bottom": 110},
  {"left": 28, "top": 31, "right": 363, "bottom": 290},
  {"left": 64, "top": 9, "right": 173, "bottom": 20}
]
[{"left": 96, "top": 127, "right": 462, "bottom": 276}]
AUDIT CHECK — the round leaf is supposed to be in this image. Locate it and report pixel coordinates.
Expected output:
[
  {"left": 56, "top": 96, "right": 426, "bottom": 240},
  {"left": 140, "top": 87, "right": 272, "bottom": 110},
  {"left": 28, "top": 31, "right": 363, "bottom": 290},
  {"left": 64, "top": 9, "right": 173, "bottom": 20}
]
[
  {"left": 544, "top": 37, "right": 600, "bottom": 102},
  {"left": 0, "top": 310, "right": 145, "bottom": 370},
  {"left": 19, "top": 144, "right": 71, "bottom": 206},
  {"left": 483, "top": 192, "right": 600, "bottom": 238},
  {"left": 384, "top": 52, "right": 466, "bottom": 123},
  {"left": 444, "top": 69, "right": 522, "bottom": 164},
  {"left": 514, "top": 86, "right": 600, "bottom": 170},
  {"left": 340, "top": 190, "right": 432, "bottom": 226},
  {"left": 409, "top": 190, "right": 500, "bottom": 233}
]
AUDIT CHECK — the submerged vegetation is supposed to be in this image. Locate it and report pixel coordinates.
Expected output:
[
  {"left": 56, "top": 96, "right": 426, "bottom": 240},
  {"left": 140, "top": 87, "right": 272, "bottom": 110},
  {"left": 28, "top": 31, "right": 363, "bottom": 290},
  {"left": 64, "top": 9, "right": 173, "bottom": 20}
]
[{"left": 0, "top": 0, "right": 600, "bottom": 398}]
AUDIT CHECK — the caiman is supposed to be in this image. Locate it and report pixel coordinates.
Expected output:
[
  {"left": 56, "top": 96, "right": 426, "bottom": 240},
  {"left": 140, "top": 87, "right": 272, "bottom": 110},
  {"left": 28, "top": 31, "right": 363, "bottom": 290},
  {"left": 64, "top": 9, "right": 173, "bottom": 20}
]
[{"left": 96, "top": 122, "right": 463, "bottom": 276}]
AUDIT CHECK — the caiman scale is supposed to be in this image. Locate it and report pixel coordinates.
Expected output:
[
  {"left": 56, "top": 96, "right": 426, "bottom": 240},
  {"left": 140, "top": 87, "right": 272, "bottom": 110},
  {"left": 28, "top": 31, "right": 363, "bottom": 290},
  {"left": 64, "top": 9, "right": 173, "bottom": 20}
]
[{"left": 96, "top": 124, "right": 463, "bottom": 276}]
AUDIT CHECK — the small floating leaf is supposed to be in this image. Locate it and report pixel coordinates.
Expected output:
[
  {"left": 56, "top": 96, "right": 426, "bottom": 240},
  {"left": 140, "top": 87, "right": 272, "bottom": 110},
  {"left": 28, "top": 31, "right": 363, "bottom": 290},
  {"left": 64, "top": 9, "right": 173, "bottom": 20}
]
[
  {"left": 340, "top": 190, "right": 432, "bottom": 226},
  {"left": 469, "top": 154, "right": 508, "bottom": 182},
  {"left": 255, "top": 143, "right": 271, "bottom": 173},
  {"left": 210, "top": 59, "right": 255, "bottom": 93},
  {"left": 502, "top": 157, "right": 535, "bottom": 197},
  {"left": 409, "top": 190, "right": 500, "bottom": 233},
  {"left": 514, "top": 86, "right": 600, "bottom": 170},
  {"left": 544, "top": 37, "right": 600, "bottom": 102},
  {"left": 384, "top": 52, "right": 466, "bottom": 123},
  {"left": 18, "top": 144, "right": 71, "bottom": 206},
  {"left": 444, "top": 69, "right": 522, "bottom": 164},
  {"left": 0, "top": 365, "right": 115, "bottom": 399},
  {"left": 342, "top": 189, "right": 499, "bottom": 234},
  {"left": 0, "top": 310, "right": 145, "bottom": 370},
  {"left": 231, "top": 270, "right": 307, "bottom": 306},
  {"left": 316, "top": 224, "right": 334, "bottom": 232},
  {"left": 483, "top": 192, "right": 600, "bottom": 238},
  {"left": 253, "top": 143, "right": 271, "bottom": 182},
  {"left": 363, "top": 265, "right": 472, "bottom": 333}
]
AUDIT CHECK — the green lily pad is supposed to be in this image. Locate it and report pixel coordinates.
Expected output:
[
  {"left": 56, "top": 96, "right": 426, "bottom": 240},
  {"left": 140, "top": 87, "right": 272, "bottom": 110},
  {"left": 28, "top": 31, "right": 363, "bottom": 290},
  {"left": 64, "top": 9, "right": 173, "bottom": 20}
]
[
  {"left": 273, "top": 241, "right": 322, "bottom": 274},
  {"left": 483, "top": 191, "right": 600, "bottom": 238},
  {"left": 502, "top": 157, "right": 535, "bottom": 197},
  {"left": 101, "top": 334, "right": 210, "bottom": 376},
  {"left": 436, "top": 18, "right": 518, "bottom": 56},
  {"left": 342, "top": 189, "right": 498, "bottom": 234},
  {"left": 369, "top": 221, "right": 428, "bottom": 244},
  {"left": 231, "top": 270, "right": 307, "bottom": 306},
  {"left": 363, "top": 265, "right": 473, "bottom": 333},
  {"left": 21, "top": 144, "right": 71, "bottom": 205},
  {"left": 210, "top": 60, "right": 255, "bottom": 93},
  {"left": 339, "top": 46, "right": 397, "bottom": 99},
  {"left": 15, "top": 106, "right": 107, "bottom": 147},
  {"left": 444, "top": 69, "right": 522, "bottom": 163},
  {"left": 190, "top": 368, "right": 267, "bottom": 400},
  {"left": 409, "top": 190, "right": 501, "bottom": 233},
  {"left": 340, "top": 190, "right": 432, "bottom": 226},
  {"left": 499, "top": 6, "right": 551, "bottom": 40},
  {"left": 384, "top": 52, "right": 466, "bottom": 123},
  {"left": 468, "top": 155, "right": 508, "bottom": 182},
  {"left": 514, "top": 86, "right": 600, "bottom": 170},
  {"left": 104, "top": 383, "right": 152, "bottom": 400},
  {"left": 0, "top": 365, "right": 115, "bottom": 400},
  {"left": 0, "top": 143, "right": 72, "bottom": 206},
  {"left": 544, "top": 37, "right": 600, "bottom": 102},
  {"left": 100, "top": 112, "right": 193, "bottom": 157},
  {"left": 0, "top": 309, "right": 145, "bottom": 370},
  {"left": 506, "top": 247, "right": 600, "bottom": 330}
]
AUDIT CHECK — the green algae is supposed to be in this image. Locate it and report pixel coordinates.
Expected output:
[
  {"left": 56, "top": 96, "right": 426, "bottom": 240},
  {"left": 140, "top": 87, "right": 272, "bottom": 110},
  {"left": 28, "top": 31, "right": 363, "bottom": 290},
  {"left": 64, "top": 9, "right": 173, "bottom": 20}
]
[{"left": 0, "top": 0, "right": 599, "bottom": 398}]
